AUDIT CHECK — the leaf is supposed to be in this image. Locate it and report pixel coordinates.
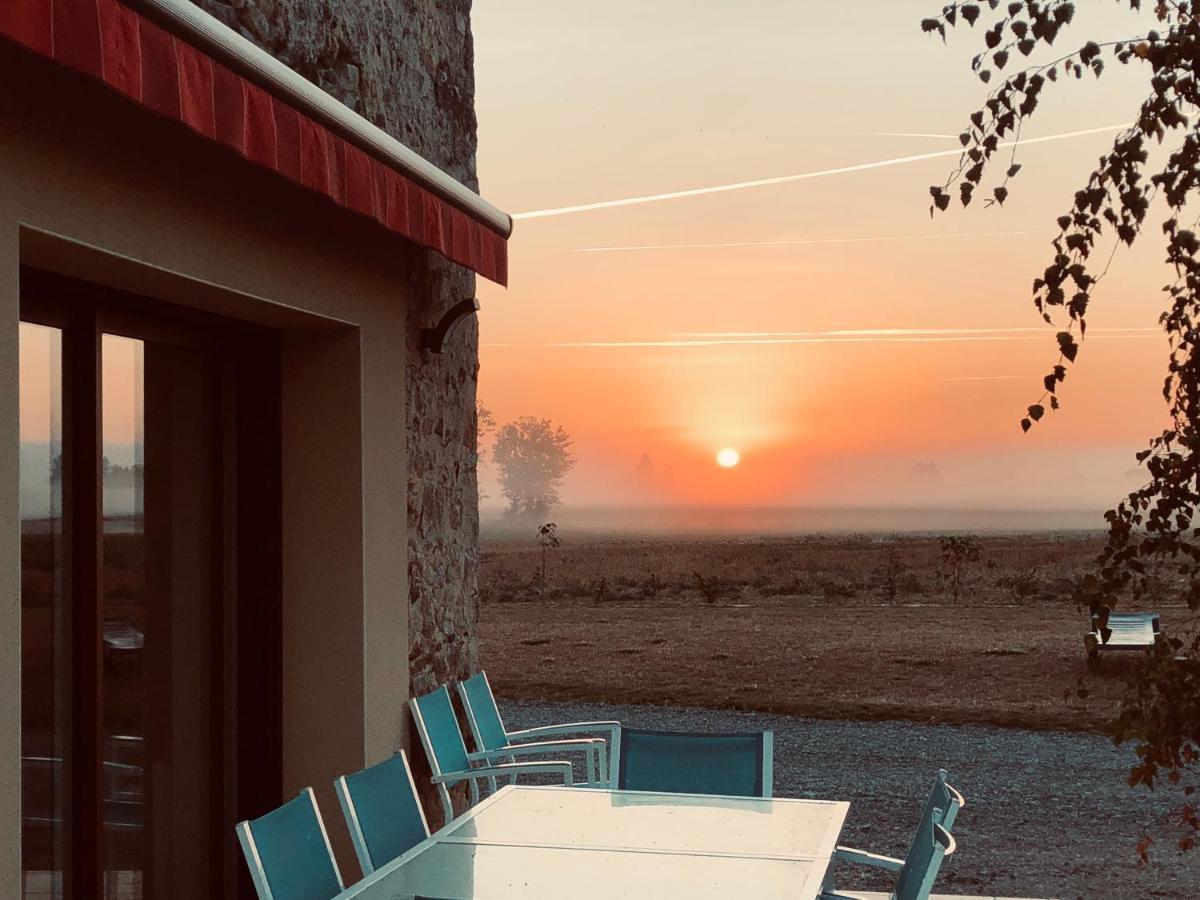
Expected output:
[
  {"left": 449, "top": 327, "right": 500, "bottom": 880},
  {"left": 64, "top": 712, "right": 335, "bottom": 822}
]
[
  {"left": 1028, "top": 404, "right": 1044, "bottom": 421},
  {"left": 1018, "top": 38, "right": 1036, "bottom": 56},
  {"left": 920, "top": 18, "right": 941, "bottom": 33},
  {"left": 1057, "top": 331, "right": 1079, "bottom": 362},
  {"left": 994, "top": 186, "right": 1008, "bottom": 205},
  {"left": 1080, "top": 41, "right": 1101, "bottom": 65},
  {"left": 961, "top": 3, "right": 980, "bottom": 26},
  {"left": 1007, "top": 163, "right": 1022, "bottom": 177},
  {"left": 993, "top": 49, "right": 1009, "bottom": 68},
  {"left": 1021, "top": 417, "right": 1032, "bottom": 433}
]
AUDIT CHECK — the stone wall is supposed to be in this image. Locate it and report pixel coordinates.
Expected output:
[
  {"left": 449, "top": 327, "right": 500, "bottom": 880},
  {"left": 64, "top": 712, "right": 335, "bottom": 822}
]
[{"left": 189, "top": 0, "right": 482, "bottom": 766}]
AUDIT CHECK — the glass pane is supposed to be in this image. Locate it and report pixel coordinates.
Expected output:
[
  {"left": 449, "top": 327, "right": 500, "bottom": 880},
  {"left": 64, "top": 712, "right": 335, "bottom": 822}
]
[
  {"left": 101, "top": 335, "right": 145, "bottom": 900},
  {"left": 102, "top": 335, "right": 222, "bottom": 899},
  {"left": 20, "top": 322, "right": 69, "bottom": 899}
]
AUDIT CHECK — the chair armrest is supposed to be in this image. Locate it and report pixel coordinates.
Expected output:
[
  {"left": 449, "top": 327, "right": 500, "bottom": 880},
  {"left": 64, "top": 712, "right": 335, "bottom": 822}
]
[
  {"left": 832, "top": 845, "right": 904, "bottom": 872},
  {"left": 433, "top": 760, "right": 574, "bottom": 787},
  {"left": 468, "top": 738, "right": 602, "bottom": 762},
  {"left": 505, "top": 721, "right": 620, "bottom": 742}
]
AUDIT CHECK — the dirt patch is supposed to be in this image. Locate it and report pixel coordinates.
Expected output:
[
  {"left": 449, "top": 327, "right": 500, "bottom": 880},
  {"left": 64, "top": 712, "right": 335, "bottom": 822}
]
[{"left": 480, "top": 532, "right": 1183, "bottom": 732}]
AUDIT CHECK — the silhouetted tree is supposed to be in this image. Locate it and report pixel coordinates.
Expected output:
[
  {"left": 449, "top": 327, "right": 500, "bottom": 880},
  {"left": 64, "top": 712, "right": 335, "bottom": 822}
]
[
  {"left": 492, "top": 417, "right": 576, "bottom": 517},
  {"left": 476, "top": 404, "right": 496, "bottom": 502},
  {"left": 923, "top": 0, "right": 1200, "bottom": 851}
]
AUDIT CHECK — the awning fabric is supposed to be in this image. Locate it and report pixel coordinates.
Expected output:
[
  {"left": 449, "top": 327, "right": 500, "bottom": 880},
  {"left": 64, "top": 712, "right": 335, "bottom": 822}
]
[{"left": 0, "top": 0, "right": 509, "bottom": 284}]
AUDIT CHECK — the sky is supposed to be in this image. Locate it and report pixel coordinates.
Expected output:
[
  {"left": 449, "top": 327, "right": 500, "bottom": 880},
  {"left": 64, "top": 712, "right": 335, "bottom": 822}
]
[{"left": 470, "top": 0, "right": 1172, "bottom": 516}]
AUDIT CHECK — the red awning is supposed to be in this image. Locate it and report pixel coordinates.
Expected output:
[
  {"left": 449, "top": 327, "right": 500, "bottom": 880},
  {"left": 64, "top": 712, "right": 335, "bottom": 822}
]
[{"left": 0, "top": 0, "right": 509, "bottom": 284}]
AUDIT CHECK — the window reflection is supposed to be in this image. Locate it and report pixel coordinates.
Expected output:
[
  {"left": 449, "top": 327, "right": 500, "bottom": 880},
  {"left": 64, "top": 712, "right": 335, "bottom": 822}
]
[
  {"left": 101, "top": 335, "right": 145, "bottom": 900},
  {"left": 20, "top": 322, "right": 68, "bottom": 900}
]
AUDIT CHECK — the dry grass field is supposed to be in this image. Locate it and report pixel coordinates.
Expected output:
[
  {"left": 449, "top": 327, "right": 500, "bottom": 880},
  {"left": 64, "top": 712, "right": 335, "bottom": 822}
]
[{"left": 479, "top": 531, "right": 1192, "bottom": 731}]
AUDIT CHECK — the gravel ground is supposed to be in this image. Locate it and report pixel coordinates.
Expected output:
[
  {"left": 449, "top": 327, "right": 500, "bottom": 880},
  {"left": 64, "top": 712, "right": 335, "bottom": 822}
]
[{"left": 500, "top": 699, "right": 1200, "bottom": 900}]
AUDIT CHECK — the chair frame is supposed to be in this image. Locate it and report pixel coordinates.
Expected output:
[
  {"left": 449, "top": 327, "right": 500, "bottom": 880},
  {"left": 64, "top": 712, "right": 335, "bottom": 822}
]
[
  {"left": 334, "top": 750, "right": 431, "bottom": 876},
  {"left": 235, "top": 787, "right": 344, "bottom": 900},
  {"left": 457, "top": 671, "right": 610, "bottom": 787},
  {"left": 822, "top": 770, "right": 964, "bottom": 900},
  {"left": 409, "top": 686, "right": 578, "bottom": 823},
  {"left": 822, "top": 823, "right": 955, "bottom": 900},
  {"left": 612, "top": 728, "right": 774, "bottom": 799}
]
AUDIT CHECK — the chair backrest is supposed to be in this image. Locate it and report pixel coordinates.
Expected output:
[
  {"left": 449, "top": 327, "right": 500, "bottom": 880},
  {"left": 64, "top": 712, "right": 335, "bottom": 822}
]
[
  {"left": 894, "top": 817, "right": 956, "bottom": 900},
  {"left": 916, "top": 768, "right": 964, "bottom": 833},
  {"left": 409, "top": 685, "right": 471, "bottom": 777},
  {"left": 335, "top": 751, "right": 430, "bottom": 876},
  {"left": 892, "top": 772, "right": 963, "bottom": 900},
  {"left": 236, "top": 788, "right": 343, "bottom": 900},
  {"left": 615, "top": 728, "right": 773, "bottom": 798},
  {"left": 458, "top": 671, "right": 510, "bottom": 752}
]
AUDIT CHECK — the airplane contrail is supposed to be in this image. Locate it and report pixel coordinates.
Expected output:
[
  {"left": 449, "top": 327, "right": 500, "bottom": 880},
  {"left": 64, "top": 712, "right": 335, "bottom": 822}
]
[
  {"left": 513, "top": 123, "right": 1131, "bottom": 221},
  {"left": 574, "top": 230, "right": 1042, "bottom": 253},
  {"left": 670, "top": 326, "right": 1155, "bottom": 339},
  {"left": 871, "top": 131, "right": 959, "bottom": 139},
  {"left": 483, "top": 326, "right": 1158, "bottom": 350},
  {"left": 671, "top": 326, "right": 1155, "bottom": 338},
  {"left": 942, "top": 374, "right": 1027, "bottom": 382}
]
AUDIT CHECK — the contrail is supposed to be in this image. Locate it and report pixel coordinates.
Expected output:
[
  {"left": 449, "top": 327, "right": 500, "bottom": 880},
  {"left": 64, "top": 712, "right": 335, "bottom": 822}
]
[
  {"left": 513, "top": 123, "right": 1130, "bottom": 220},
  {"left": 942, "top": 374, "right": 1026, "bottom": 382},
  {"left": 670, "top": 326, "right": 1155, "bottom": 339},
  {"left": 483, "top": 326, "right": 1158, "bottom": 350},
  {"left": 574, "top": 230, "right": 1042, "bottom": 253},
  {"left": 871, "top": 132, "right": 959, "bottom": 139}
]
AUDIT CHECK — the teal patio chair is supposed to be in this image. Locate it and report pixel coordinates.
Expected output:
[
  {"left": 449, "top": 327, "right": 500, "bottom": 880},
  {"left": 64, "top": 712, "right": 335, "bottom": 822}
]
[
  {"left": 458, "top": 671, "right": 609, "bottom": 787},
  {"left": 614, "top": 728, "right": 773, "bottom": 798},
  {"left": 334, "top": 751, "right": 430, "bottom": 876},
  {"left": 235, "top": 788, "right": 343, "bottom": 900},
  {"left": 409, "top": 685, "right": 582, "bottom": 823},
  {"left": 821, "top": 769, "right": 964, "bottom": 900}
]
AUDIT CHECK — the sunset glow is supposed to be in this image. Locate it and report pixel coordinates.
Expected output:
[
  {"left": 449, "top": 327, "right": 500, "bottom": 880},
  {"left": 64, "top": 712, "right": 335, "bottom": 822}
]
[{"left": 472, "top": 0, "right": 1163, "bottom": 517}]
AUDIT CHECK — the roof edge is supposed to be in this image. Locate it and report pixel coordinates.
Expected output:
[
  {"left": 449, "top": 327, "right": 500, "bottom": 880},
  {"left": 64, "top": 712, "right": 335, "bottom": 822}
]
[{"left": 132, "top": 0, "right": 512, "bottom": 238}]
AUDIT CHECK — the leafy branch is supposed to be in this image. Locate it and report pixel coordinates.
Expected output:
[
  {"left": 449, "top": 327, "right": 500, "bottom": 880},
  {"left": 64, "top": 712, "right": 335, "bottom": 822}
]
[{"left": 924, "top": 0, "right": 1200, "bottom": 852}]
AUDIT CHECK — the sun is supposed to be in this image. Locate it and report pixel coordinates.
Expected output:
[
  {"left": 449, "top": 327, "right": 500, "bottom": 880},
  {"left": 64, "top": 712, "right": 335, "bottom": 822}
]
[{"left": 716, "top": 447, "right": 740, "bottom": 468}]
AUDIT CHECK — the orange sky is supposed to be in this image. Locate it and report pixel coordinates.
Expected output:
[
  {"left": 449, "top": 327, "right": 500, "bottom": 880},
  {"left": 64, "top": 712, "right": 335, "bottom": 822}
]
[{"left": 470, "top": 0, "right": 1170, "bottom": 513}]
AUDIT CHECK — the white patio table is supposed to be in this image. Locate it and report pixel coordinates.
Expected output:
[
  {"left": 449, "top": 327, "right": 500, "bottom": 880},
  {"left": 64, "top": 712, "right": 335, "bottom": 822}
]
[{"left": 334, "top": 784, "right": 850, "bottom": 899}]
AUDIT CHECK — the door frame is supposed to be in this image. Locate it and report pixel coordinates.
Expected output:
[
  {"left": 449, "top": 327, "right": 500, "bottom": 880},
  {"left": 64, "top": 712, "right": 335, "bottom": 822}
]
[{"left": 19, "top": 267, "right": 283, "bottom": 899}]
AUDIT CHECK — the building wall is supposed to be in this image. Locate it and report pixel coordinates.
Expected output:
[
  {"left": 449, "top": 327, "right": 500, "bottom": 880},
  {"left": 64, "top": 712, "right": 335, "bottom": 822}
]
[
  {"left": 190, "top": 0, "right": 484, "bottom": 715},
  {"left": 0, "top": 49, "right": 418, "bottom": 886}
]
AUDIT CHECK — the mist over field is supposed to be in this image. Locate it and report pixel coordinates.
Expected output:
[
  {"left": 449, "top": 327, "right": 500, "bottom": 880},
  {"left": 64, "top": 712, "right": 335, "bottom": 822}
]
[{"left": 480, "top": 504, "right": 1105, "bottom": 537}]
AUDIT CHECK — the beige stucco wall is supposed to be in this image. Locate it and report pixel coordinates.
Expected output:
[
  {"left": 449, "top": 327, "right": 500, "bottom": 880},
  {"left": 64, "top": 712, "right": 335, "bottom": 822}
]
[{"left": 0, "top": 49, "right": 420, "bottom": 887}]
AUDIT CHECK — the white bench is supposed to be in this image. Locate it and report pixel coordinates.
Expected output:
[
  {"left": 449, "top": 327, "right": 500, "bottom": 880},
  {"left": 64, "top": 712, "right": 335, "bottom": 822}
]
[{"left": 1086, "top": 611, "right": 1160, "bottom": 659}]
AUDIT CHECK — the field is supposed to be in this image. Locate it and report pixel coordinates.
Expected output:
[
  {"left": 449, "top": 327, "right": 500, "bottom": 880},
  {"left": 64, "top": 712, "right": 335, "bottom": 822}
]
[{"left": 478, "top": 531, "right": 1192, "bottom": 732}]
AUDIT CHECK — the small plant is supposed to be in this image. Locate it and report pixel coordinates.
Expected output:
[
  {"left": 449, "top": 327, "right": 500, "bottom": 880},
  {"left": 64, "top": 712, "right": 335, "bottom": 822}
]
[
  {"left": 938, "top": 536, "right": 983, "bottom": 604},
  {"left": 996, "top": 566, "right": 1044, "bottom": 601},
  {"left": 692, "top": 571, "right": 724, "bottom": 605},
  {"left": 872, "top": 547, "right": 910, "bottom": 603},
  {"left": 536, "top": 522, "right": 560, "bottom": 599},
  {"left": 820, "top": 577, "right": 856, "bottom": 601},
  {"left": 593, "top": 577, "right": 610, "bottom": 604},
  {"left": 641, "top": 572, "right": 663, "bottom": 600}
]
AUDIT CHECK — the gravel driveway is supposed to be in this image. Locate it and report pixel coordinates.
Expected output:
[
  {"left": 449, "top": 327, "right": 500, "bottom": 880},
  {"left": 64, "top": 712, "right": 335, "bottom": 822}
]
[{"left": 500, "top": 699, "right": 1200, "bottom": 900}]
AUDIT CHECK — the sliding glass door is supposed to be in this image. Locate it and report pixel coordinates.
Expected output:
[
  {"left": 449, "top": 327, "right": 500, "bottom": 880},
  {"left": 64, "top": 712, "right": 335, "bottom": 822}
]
[{"left": 19, "top": 272, "right": 282, "bottom": 899}]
